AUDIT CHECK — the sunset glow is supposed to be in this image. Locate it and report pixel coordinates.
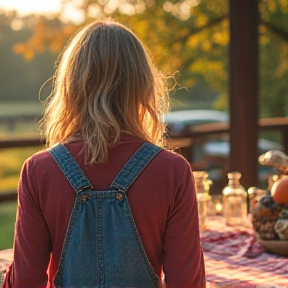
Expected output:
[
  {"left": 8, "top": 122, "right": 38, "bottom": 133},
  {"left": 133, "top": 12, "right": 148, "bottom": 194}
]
[{"left": 0, "top": 0, "right": 61, "bottom": 16}]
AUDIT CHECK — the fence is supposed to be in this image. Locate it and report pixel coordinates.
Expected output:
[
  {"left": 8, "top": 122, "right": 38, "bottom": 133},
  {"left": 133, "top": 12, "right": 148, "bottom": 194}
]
[{"left": 1, "top": 116, "right": 288, "bottom": 203}]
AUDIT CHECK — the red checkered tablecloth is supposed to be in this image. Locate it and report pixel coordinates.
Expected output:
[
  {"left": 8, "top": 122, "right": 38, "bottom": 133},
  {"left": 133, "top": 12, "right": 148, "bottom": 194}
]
[
  {"left": 1, "top": 219, "right": 288, "bottom": 288},
  {"left": 203, "top": 216, "right": 288, "bottom": 288},
  {"left": 0, "top": 249, "right": 13, "bottom": 286}
]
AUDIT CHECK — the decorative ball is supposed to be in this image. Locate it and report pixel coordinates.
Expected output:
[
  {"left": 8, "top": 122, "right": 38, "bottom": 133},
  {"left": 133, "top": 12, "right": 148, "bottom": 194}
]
[{"left": 271, "top": 176, "right": 288, "bottom": 204}]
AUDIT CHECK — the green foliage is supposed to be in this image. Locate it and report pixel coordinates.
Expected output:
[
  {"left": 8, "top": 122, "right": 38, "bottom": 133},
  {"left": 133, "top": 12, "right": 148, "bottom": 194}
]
[
  {"left": 259, "top": 0, "right": 288, "bottom": 117},
  {"left": 108, "top": 0, "right": 229, "bottom": 94},
  {"left": 0, "top": 13, "right": 57, "bottom": 102}
]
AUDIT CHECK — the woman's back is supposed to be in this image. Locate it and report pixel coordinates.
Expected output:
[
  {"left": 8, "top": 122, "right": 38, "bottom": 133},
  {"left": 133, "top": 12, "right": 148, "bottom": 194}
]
[{"left": 9, "top": 133, "right": 205, "bottom": 287}]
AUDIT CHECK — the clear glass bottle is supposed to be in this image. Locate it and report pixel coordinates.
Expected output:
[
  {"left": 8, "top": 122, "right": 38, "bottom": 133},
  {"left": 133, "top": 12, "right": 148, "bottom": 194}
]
[
  {"left": 193, "top": 171, "right": 211, "bottom": 230},
  {"left": 222, "top": 171, "right": 247, "bottom": 226}
]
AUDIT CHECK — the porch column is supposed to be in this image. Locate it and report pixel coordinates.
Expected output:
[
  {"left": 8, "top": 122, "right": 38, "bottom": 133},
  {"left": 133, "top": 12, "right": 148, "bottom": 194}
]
[{"left": 229, "top": 0, "right": 259, "bottom": 189}]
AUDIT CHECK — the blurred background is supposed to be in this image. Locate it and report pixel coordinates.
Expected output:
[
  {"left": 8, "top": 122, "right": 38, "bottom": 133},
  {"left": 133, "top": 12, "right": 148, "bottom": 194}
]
[{"left": 0, "top": 0, "right": 288, "bottom": 249}]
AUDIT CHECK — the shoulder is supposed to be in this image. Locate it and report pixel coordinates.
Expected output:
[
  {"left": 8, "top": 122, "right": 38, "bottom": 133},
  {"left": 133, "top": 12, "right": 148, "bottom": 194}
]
[
  {"left": 154, "top": 148, "right": 191, "bottom": 171},
  {"left": 17, "top": 149, "right": 54, "bottom": 203},
  {"left": 23, "top": 148, "right": 53, "bottom": 169},
  {"left": 21, "top": 145, "right": 72, "bottom": 182},
  {"left": 147, "top": 147, "right": 194, "bottom": 186},
  {"left": 23, "top": 142, "right": 84, "bottom": 169},
  {"left": 146, "top": 147, "right": 196, "bottom": 210}
]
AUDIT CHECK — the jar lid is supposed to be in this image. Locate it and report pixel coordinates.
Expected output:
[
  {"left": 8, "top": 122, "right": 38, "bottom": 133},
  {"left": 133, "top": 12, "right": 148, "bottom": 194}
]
[
  {"left": 227, "top": 171, "right": 241, "bottom": 179},
  {"left": 193, "top": 171, "right": 209, "bottom": 179}
]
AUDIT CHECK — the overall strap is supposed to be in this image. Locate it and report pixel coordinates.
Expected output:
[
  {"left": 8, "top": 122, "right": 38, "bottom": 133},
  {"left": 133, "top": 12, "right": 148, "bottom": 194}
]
[
  {"left": 110, "top": 142, "right": 162, "bottom": 193},
  {"left": 48, "top": 144, "right": 93, "bottom": 193}
]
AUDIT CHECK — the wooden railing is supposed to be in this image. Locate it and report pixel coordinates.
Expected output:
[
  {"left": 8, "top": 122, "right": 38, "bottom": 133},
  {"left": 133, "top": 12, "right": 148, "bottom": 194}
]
[{"left": 1, "top": 116, "right": 288, "bottom": 203}]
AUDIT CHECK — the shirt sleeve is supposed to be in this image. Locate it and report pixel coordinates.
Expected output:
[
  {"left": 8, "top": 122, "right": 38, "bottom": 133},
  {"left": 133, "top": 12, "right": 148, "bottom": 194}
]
[
  {"left": 162, "top": 159, "right": 206, "bottom": 288},
  {"left": 3, "top": 157, "right": 51, "bottom": 288}
]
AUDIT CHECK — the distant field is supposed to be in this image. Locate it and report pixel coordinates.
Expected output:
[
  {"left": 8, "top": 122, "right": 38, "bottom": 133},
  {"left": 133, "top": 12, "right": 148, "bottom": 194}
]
[
  {"left": 0, "top": 147, "right": 43, "bottom": 249},
  {"left": 0, "top": 95, "right": 213, "bottom": 114},
  {"left": 0, "top": 147, "right": 43, "bottom": 192},
  {"left": 0, "top": 102, "right": 44, "bottom": 249},
  {"left": 0, "top": 201, "right": 17, "bottom": 249},
  {"left": 0, "top": 102, "right": 43, "bottom": 138},
  {"left": 0, "top": 101, "right": 43, "bottom": 117}
]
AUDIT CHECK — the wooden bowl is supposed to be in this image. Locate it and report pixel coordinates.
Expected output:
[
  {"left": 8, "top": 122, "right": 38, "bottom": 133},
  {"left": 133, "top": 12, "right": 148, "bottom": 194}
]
[{"left": 258, "top": 239, "right": 288, "bottom": 256}]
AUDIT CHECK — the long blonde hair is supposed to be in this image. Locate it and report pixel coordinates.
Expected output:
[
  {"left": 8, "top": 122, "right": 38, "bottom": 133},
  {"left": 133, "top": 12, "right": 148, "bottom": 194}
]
[{"left": 41, "top": 19, "right": 170, "bottom": 164}]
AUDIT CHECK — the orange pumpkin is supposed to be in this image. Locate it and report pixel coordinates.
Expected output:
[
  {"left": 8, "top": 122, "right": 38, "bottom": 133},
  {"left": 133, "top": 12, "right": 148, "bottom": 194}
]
[{"left": 271, "top": 176, "right": 288, "bottom": 204}]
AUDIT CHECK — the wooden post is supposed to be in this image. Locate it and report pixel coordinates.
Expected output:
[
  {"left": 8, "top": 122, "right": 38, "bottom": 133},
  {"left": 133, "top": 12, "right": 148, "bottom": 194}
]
[{"left": 229, "top": 0, "right": 259, "bottom": 189}]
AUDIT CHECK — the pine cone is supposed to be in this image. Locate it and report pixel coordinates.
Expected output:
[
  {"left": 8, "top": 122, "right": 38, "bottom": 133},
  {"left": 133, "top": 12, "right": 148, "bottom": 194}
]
[{"left": 251, "top": 194, "right": 282, "bottom": 240}]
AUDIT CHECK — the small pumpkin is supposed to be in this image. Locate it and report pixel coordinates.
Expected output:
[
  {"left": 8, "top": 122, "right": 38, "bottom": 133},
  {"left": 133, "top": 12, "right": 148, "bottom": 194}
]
[{"left": 271, "top": 175, "right": 288, "bottom": 204}]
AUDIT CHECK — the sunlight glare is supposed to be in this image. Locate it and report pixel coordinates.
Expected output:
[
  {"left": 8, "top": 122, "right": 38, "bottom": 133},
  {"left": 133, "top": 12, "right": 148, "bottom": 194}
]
[
  {"left": 61, "top": 2, "right": 85, "bottom": 24},
  {"left": 10, "top": 18, "right": 23, "bottom": 30},
  {"left": 0, "top": 0, "right": 61, "bottom": 15}
]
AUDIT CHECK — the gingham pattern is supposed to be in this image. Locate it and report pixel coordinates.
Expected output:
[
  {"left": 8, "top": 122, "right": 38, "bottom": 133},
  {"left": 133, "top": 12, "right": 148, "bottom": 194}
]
[
  {"left": 1, "top": 217, "right": 288, "bottom": 287},
  {"left": 0, "top": 249, "right": 13, "bottom": 286},
  {"left": 203, "top": 217, "right": 288, "bottom": 287}
]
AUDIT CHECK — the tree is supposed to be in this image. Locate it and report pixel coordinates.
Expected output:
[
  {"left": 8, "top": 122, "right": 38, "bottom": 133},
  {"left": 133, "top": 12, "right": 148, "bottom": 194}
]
[
  {"left": 0, "top": 12, "right": 57, "bottom": 102},
  {"left": 258, "top": 0, "right": 288, "bottom": 117},
  {"left": 2, "top": 0, "right": 288, "bottom": 117}
]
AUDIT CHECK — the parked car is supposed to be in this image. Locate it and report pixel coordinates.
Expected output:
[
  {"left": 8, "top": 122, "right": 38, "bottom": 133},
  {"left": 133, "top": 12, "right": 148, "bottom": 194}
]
[
  {"left": 166, "top": 109, "right": 228, "bottom": 136},
  {"left": 165, "top": 109, "right": 283, "bottom": 191}
]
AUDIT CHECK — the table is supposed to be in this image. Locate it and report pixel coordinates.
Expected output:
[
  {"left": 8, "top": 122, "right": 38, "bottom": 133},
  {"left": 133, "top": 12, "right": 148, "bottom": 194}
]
[
  {"left": 0, "top": 249, "right": 12, "bottom": 286},
  {"left": 203, "top": 216, "right": 288, "bottom": 287},
  {"left": 1, "top": 217, "right": 288, "bottom": 287}
]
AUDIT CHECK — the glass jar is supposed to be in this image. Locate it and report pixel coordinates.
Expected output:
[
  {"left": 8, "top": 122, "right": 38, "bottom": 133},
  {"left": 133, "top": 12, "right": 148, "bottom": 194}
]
[
  {"left": 207, "top": 194, "right": 223, "bottom": 216},
  {"left": 193, "top": 171, "right": 211, "bottom": 230},
  {"left": 222, "top": 171, "right": 247, "bottom": 226}
]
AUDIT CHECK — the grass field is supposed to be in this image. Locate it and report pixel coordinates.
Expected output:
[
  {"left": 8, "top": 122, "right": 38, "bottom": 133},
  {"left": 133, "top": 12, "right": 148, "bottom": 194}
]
[
  {"left": 0, "top": 101, "right": 43, "bottom": 117},
  {"left": 0, "top": 101, "right": 43, "bottom": 249},
  {"left": 0, "top": 201, "right": 17, "bottom": 249},
  {"left": 0, "top": 147, "right": 43, "bottom": 249},
  {"left": 0, "top": 147, "right": 43, "bottom": 192},
  {"left": 0, "top": 102, "right": 43, "bottom": 138}
]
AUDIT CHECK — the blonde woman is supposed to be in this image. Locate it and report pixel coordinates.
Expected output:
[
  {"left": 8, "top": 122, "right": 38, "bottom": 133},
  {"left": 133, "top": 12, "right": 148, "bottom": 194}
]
[{"left": 2, "top": 19, "right": 206, "bottom": 288}]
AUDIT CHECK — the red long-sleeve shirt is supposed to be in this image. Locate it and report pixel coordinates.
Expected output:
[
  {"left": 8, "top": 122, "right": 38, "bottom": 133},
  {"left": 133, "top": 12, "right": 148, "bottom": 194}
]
[{"left": 2, "top": 134, "right": 206, "bottom": 288}]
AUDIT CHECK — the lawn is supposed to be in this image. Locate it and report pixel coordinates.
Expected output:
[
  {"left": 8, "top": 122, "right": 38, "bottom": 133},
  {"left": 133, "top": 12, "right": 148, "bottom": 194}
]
[
  {"left": 0, "top": 146, "right": 43, "bottom": 250},
  {"left": 0, "top": 201, "right": 17, "bottom": 249},
  {"left": 0, "top": 101, "right": 43, "bottom": 117},
  {"left": 0, "top": 147, "right": 43, "bottom": 192}
]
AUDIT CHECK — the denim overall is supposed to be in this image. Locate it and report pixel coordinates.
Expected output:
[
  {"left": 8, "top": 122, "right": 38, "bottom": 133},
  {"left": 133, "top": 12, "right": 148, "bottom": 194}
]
[{"left": 48, "top": 142, "right": 162, "bottom": 288}]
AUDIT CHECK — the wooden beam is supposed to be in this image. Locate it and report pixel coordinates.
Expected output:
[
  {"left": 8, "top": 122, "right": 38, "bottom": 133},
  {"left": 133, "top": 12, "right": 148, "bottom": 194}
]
[
  {"left": 0, "top": 191, "right": 17, "bottom": 203},
  {"left": 229, "top": 0, "right": 259, "bottom": 189},
  {"left": 0, "top": 137, "right": 45, "bottom": 149}
]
